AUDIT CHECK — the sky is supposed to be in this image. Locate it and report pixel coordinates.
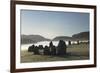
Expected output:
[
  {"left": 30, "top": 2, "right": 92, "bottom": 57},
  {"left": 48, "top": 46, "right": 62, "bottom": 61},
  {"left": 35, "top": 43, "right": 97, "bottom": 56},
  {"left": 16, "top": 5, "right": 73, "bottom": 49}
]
[{"left": 21, "top": 10, "right": 89, "bottom": 39}]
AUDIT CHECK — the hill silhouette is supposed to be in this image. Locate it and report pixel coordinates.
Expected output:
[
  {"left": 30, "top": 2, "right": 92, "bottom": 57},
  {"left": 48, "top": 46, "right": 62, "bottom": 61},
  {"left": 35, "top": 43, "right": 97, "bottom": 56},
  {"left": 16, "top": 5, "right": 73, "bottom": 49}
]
[
  {"left": 21, "top": 35, "right": 50, "bottom": 44},
  {"left": 21, "top": 31, "right": 89, "bottom": 44}
]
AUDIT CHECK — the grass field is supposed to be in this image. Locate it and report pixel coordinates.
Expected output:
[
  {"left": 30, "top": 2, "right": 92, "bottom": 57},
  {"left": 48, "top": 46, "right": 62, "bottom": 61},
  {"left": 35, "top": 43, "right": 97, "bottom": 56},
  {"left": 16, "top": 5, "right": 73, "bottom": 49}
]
[{"left": 21, "top": 43, "right": 89, "bottom": 63}]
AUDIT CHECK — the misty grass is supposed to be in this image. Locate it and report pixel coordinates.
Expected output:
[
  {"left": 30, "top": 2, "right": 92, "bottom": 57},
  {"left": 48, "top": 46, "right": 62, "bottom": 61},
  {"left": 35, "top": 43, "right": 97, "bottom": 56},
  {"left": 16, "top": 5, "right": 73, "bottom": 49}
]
[{"left": 21, "top": 43, "right": 89, "bottom": 63}]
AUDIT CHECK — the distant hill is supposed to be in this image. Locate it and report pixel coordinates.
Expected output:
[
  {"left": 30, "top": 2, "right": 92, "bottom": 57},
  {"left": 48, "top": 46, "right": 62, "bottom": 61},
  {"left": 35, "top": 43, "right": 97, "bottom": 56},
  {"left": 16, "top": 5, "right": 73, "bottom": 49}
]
[
  {"left": 21, "top": 35, "right": 50, "bottom": 44},
  {"left": 21, "top": 31, "right": 89, "bottom": 44},
  {"left": 52, "top": 31, "right": 89, "bottom": 41},
  {"left": 21, "top": 37, "right": 36, "bottom": 44},
  {"left": 52, "top": 36, "right": 74, "bottom": 41},
  {"left": 72, "top": 31, "right": 89, "bottom": 40}
]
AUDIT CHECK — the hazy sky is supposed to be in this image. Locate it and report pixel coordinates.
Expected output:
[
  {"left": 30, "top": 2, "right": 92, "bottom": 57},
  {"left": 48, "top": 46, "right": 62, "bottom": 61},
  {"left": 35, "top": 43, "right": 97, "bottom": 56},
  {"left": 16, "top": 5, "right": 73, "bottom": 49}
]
[{"left": 21, "top": 10, "right": 89, "bottom": 39}]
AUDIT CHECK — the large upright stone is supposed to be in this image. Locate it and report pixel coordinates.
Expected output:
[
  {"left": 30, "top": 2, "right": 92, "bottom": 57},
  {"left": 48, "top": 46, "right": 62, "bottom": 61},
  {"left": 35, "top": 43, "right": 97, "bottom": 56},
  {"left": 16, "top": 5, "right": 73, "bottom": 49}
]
[{"left": 57, "top": 40, "right": 67, "bottom": 55}]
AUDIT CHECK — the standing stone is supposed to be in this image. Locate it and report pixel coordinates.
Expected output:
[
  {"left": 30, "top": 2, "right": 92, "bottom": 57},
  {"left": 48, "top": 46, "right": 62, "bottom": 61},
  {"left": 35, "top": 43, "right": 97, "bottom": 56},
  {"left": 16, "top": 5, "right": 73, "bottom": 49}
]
[
  {"left": 44, "top": 46, "right": 50, "bottom": 55},
  {"left": 57, "top": 40, "right": 67, "bottom": 55}
]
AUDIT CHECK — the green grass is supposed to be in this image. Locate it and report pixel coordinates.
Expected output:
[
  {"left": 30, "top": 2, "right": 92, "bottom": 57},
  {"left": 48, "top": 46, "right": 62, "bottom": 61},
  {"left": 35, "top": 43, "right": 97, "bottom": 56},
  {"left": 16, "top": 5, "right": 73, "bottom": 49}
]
[{"left": 21, "top": 43, "right": 89, "bottom": 63}]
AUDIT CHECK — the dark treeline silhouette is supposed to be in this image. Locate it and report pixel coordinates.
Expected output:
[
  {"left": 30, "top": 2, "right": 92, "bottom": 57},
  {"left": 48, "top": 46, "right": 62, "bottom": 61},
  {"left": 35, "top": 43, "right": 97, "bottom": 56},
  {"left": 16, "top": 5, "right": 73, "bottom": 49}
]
[{"left": 28, "top": 40, "right": 80, "bottom": 56}]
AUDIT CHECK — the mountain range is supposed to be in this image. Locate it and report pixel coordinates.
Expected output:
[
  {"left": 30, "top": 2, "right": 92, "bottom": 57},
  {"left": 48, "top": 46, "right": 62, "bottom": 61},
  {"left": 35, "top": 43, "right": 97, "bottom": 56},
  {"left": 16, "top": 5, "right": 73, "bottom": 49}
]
[
  {"left": 21, "top": 35, "right": 50, "bottom": 44},
  {"left": 21, "top": 31, "right": 89, "bottom": 44}
]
